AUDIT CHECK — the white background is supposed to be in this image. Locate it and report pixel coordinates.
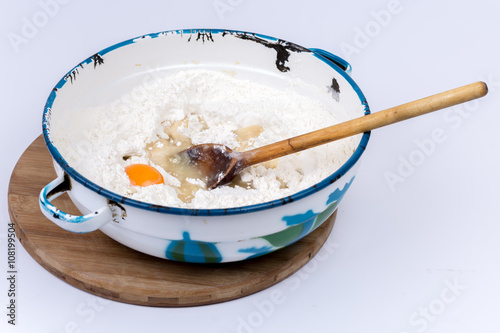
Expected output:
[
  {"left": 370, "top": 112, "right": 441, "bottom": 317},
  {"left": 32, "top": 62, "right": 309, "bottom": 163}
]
[{"left": 1, "top": 0, "right": 499, "bottom": 332}]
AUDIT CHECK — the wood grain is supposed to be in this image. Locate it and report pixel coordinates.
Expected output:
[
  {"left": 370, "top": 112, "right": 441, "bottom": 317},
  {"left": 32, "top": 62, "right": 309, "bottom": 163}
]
[{"left": 7, "top": 135, "right": 337, "bottom": 307}]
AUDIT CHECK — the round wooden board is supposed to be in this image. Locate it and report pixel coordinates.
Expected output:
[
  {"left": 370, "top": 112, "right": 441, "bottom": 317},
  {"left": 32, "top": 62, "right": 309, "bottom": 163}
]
[{"left": 7, "top": 135, "right": 336, "bottom": 307}]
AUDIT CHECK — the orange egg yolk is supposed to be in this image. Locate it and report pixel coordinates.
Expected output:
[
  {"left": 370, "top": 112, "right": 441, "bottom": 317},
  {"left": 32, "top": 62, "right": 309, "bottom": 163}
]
[{"left": 125, "top": 164, "right": 164, "bottom": 187}]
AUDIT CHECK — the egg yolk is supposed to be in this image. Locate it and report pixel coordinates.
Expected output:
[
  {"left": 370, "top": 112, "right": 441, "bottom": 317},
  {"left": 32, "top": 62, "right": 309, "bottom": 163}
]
[{"left": 125, "top": 164, "right": 164, "bottom": 187}]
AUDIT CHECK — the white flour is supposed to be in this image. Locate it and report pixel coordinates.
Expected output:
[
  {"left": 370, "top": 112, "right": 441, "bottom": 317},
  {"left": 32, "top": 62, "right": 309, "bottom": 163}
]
[{"left": 54, "top": 69, "right": 357, "bottom": 209}]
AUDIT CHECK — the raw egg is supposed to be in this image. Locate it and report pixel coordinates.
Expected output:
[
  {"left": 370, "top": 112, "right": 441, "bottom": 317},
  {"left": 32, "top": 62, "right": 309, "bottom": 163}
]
[{"left": 125, "top": 164, "right": 164, "bottom": 187}]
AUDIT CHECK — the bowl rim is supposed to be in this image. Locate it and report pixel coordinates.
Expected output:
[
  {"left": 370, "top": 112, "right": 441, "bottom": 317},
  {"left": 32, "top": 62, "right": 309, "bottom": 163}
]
[{"left": 42, "top": 28, "right": 371, "bottom": 216}]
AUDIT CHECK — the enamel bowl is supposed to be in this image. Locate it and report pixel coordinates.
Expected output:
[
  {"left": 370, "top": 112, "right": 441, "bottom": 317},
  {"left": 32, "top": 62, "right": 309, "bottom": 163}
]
[{"left": 39, "top": 29, "right": 370, "bottom": 263}]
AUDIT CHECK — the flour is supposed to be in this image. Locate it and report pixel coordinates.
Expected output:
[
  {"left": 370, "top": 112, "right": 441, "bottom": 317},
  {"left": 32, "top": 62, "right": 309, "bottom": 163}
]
[{"left": 54, "top": 69, "right": 358, "bottom": 209}]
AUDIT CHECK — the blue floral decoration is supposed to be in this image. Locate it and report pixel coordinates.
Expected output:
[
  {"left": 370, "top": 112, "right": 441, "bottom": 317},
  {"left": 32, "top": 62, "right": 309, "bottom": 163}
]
[
  {"left": 279, "top": 175, "right": 355, "bottom": 235},
  {"left": 238, "top": 245, "right": 274, "bottom": 260},
  {"left": 165, "top": 232, "right": 223, "bottom": 263}
]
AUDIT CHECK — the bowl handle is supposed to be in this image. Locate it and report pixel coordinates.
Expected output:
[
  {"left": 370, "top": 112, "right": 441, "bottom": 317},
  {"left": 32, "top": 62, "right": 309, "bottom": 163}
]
[
  {"left": 309, "top": 48, "right": 352, "bottom": 74},
  {"left": 39, "top": 175, "right": 112, "bottom": 233}
]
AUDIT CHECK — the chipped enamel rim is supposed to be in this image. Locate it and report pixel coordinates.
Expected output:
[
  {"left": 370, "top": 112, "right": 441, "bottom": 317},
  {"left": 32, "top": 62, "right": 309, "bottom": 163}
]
[{"left": 42, "top": 29, "right": 371, "bottom": 217}]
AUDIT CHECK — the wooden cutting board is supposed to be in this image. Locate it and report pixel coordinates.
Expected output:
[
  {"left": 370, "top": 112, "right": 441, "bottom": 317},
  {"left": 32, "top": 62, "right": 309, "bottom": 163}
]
[{"left": 7, "top": 135, "right": 336, "bottom": 307}]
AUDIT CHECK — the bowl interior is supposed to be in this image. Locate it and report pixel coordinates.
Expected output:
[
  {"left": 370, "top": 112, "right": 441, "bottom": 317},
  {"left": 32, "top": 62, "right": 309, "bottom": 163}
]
[{"left": 44, "top": 29, "right": 370, "bottom": 215}]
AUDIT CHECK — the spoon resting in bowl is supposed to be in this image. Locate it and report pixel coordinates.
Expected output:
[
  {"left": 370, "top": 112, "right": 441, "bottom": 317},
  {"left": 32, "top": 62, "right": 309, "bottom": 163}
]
[{"left": 179, "top": 81, "right": 488, "bottom": 190}]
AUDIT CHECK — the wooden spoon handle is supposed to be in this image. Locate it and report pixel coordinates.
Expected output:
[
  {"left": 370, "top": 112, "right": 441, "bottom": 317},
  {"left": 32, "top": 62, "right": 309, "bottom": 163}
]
[{"left": 241, "top": 81, "right": 488, "bottom": 167}]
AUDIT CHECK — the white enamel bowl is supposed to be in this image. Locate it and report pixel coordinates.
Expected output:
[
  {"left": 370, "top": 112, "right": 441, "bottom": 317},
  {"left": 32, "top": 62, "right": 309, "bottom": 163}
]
[{"left": 39, "top": 29, "right": 370, "bottom": 263}]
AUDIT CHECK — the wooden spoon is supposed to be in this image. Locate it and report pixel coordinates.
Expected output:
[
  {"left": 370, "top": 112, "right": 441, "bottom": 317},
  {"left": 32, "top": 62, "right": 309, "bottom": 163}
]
[{"left": 180, "top": 82, "right": 488, "bottom": 189}]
